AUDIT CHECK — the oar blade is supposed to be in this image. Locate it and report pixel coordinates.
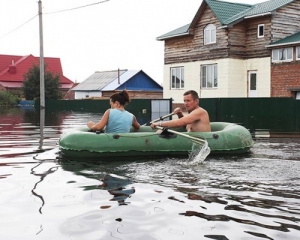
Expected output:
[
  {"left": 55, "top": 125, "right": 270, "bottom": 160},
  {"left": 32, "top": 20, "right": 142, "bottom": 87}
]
[{"left": 189, "top": 141, "right": 211, "bottom": 164}]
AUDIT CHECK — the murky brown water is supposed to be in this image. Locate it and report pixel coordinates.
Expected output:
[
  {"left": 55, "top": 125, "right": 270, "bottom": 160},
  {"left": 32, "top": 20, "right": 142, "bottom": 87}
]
[{"left": 1, "top": 107, "right": 300, "bottom": 240}]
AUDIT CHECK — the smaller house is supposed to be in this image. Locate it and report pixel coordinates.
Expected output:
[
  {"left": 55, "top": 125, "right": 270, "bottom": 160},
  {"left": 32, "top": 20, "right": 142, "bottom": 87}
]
[
  {"left": 0, "top": 54, "right": 74, "bottom": 97},
  {"left": 72, "top": 69, "right": 163, "bottom": 99}
]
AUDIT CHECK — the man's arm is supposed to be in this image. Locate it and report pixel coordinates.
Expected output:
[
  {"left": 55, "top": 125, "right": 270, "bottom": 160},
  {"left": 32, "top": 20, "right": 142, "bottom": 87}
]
[
  {"left": 151, "top": 108, "right": 201, "bottom": 129},
  {"left": 173, "top": 107, "right": 184, "bottom": 118}
]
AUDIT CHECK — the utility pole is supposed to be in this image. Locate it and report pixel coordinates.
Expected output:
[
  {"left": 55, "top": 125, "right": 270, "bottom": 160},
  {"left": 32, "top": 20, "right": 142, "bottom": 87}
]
[{"left": 38, "top": 0, "right": 45, "bottom": 108}]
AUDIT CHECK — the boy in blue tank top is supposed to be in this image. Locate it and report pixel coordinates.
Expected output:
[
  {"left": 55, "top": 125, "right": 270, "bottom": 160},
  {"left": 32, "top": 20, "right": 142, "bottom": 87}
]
[{"left": 87, "top": 90, "right": 140, "bottom": 133}]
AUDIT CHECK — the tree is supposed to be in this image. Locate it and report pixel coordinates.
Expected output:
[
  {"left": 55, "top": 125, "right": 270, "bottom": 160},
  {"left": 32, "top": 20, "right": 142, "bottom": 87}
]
[
  {"left": 0, "top": 91, "right": 19, "bottom": 106},
  {"left": 23, "top": 64, "right": 62, "bottom": 100}
]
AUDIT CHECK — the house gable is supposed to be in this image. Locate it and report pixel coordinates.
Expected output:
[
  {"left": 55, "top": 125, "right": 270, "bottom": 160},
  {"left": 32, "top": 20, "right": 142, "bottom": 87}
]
[
  {"left": 270, "top": 1, "right": 300, "bottom": 43},
  {"left": 193, "top": 0, "right": 252, "bottom": 27},
  {"left": 162, "top": 4, "right": 230, "bottom": 65},
  {"left": 157, "top": 0, "right": 253, "bottom": 41},
  {"left": 0, "top": 54, "right": 74, "bottom": 90},
  {"left": 116, "top": 71, "right": 162, "bottom": 91},
  {"left": 158, "top": 0, "right": 298, "bottom": 41}
]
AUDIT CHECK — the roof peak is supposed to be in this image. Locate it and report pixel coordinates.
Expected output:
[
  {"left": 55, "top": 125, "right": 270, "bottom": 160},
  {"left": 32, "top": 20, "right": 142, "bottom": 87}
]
[{"left": 95, "top": 69, "right": 128, "bottom": 73}]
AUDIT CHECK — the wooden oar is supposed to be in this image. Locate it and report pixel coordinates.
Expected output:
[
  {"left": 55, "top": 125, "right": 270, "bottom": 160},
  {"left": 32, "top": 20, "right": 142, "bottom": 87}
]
[
  {"left": 155, "top": 126, "right": 207, "bottom": 145},
  {"left": 143, "top": 112, "right": 175, "bottom": 126}
]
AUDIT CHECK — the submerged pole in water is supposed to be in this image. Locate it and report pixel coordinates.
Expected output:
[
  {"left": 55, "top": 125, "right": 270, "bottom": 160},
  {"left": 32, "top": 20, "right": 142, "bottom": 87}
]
[{"left": 38, "top": 0, "right": 45, "bottom": 109}]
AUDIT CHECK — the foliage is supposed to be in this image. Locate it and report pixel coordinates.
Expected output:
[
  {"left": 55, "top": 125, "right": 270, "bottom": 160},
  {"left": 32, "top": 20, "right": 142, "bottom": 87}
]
[
  {"left": 0, "top": 91, "right": 19, "bottom": 106},
  {"left": 23, "top": 64, "right": 62, "bottom": 100}
]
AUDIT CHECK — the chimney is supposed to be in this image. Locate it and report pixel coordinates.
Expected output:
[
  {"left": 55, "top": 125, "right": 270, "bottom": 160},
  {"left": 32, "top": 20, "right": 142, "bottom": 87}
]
[{"left": 8, "top": 60, "right": 16, "bottom": 74}]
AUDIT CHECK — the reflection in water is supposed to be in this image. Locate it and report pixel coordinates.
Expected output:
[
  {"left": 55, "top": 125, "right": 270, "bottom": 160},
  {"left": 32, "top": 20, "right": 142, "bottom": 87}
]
[
  {"left": 99, "top": 174, "right": 135, "bottom": 206},
  {"left": 39, "top": 108, "right": 45, "bottom": 150},
  {"left": 30, "top": 161, "right": 59, "bottom": 214},
  {"left": 59, "top": 159, "right": 136, "bottom": 206},
  {"left": 1, "top": 109, "right": 300, "bottom": 239}
]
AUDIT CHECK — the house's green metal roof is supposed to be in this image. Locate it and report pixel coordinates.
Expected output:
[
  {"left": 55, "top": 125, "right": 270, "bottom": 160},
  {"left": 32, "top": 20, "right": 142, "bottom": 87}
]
[
  {"left": 206, "top": 0, "right": 252, "bottom": 25},
  {"left": 157, "top": 0, "right": 296, "bottom": 40},
  {"left": 156, "top": 24, "right": 190, "bottom": 40},
  {"left": 267, "top": 31, "right": 300, "bottom": 47},
  {"left": 225, "top": 0, "right": 295, "bottom": 25}
]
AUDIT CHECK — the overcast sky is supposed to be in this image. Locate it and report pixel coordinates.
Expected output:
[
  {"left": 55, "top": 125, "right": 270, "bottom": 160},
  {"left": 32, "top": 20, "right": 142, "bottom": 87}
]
[{"left": 0, "top": 0, "right": 265, "bottom": 85}]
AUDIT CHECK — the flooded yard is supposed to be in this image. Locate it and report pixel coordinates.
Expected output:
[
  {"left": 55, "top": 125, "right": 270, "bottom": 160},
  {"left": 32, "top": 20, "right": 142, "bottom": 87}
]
[{"left": 0, "top": 108, "right": 300, "bottom": 240}]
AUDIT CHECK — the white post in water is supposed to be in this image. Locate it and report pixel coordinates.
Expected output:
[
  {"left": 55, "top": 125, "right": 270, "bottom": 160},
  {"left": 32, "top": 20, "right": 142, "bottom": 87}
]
[{"left": 38, "top": 0, "right": 45, "bottom": 108}]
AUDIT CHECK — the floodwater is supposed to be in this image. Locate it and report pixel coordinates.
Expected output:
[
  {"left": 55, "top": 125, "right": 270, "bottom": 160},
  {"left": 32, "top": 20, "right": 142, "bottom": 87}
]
[{"left": 1, "top": 107, "right": 300, "bottom": 240}]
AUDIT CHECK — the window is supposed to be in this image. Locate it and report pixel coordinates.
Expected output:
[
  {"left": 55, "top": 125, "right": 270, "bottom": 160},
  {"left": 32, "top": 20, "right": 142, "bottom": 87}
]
[
  {"left": 257, "top": 24, "right": 264, "bottom": 38},
  {"left": 204, "top": 24, "right": 216, "bottom": 45},
  {"left": 297, "top": 46, "right": 300, "bottom": 60},
  {"left": 170, "top": 67, "right": 184, "bottom": 89},
  {"left": 201, "top": 64, "right": 218, "bottom": 88},
  {"left": 272, "top": 48, "right": 293, "bottom": 62}
]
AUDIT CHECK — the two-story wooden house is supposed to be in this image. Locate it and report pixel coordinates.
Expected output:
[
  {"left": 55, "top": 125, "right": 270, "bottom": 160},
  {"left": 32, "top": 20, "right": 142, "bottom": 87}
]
[{"left": 157, "top": 0, "right": 300, "bottom": 102}]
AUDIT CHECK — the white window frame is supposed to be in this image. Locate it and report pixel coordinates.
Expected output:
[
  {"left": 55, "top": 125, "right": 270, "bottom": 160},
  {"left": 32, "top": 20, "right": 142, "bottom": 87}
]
[
  {"left": 201, "top": 64, "right": 218, "bottom": 88},
  {"left": 272, "top": 48, "right": 293, "bottom": 62},
  {"left": 170, "top": 67, "right": 184, "bottom": 89},
  {"left": 296, "top": 46, "right": 300, "bottom": 60},
  {"left": 257, "top": 24, "right": 264, "bottom": 38},
  {"left": 204, "top": 24, "right": 216, "bottom": 45}
]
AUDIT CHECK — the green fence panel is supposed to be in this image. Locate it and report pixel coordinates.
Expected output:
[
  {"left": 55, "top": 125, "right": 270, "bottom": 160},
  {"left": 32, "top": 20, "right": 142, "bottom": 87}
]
[
  {"left": 200, "top": 97, "right": 298, "bottom": 133},
  {"left": 294, "top": 100, "right": 300, "bottom": 132},
  {"left": 200, "top": 98, "right": 217, "bottom": 121},
  {"left": 34, "top": 98, "right": 300, "bottom": 133},
  {"left": 200, "top": 98, "right": 300, "bottom": 132}
]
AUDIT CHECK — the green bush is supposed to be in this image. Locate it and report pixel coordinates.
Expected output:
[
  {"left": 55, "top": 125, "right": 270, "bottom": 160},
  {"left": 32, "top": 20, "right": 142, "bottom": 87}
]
[
  {"left": 0, "top": 91, "right": 19, "bottom": 106},
  {"left": 23, "top": 64, "right": 62, "bottom": 100}
]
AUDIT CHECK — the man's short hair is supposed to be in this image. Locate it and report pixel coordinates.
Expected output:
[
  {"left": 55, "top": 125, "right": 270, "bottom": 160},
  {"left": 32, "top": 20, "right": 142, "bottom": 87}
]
[{"left": 183, "top": 90, "right": 199, "bottom": 100}]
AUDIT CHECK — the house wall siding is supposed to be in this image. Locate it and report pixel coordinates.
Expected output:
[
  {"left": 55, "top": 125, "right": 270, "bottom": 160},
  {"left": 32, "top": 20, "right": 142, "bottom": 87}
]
[
  {"left": 271, "top": 2, "right": 300, "bottom": 42},
  {"left": 163, "top": 57, "right": 270, "bottom": 103},
  {"left": 245, "top": 16, "right": 272, "bottom": 58},
  {"left": 227, "top": 22, "right": 246, "bottom": 59},
  {"left": 271, "top": 61, "right": 300, "bottom": 97},
  {"left": 164, "top": 5, "right": 229, "bottom": 65}
]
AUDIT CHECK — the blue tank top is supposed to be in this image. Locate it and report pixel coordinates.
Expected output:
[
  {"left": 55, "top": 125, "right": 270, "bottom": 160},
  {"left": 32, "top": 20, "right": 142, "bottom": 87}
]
[{"left": 105, "top": 109, "right": 134, "bottom": 133}]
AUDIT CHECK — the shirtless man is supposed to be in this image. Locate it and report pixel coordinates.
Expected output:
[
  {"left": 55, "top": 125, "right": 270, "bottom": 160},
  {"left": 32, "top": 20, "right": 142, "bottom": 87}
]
[{"left": 150, "top": 90, "right": 211, "bottom": 132}]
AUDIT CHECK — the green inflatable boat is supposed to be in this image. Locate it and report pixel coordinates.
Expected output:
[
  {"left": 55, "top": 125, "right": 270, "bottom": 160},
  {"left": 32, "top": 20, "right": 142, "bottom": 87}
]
[{"left": 59, "top": 122, "right": 254, "bottom": 158}]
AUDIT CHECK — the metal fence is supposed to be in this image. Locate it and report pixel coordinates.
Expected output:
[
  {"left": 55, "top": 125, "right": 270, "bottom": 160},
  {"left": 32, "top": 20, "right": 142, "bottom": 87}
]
[
  {"left": 34, "top": 98, "right": 300, "bottom": 133},
  {"left": 200, "top": 98, "right": 300, "bottom": 133}
]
